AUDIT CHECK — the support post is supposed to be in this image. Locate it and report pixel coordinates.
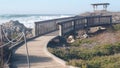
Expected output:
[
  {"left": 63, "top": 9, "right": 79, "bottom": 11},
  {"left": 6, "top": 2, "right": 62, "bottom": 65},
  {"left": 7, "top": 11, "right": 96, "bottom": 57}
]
[
  {"left": 35, "top": 23, "right": 37, "bottom": 36},
  {"left": 110, "top": 16, "right": 112, "bottom": 25},
  {"left": 85, "top": 17, "right": 89, "bottom": 34},
  {"left": 109, "top": 16, "right": 113, "bottom": 29},
  {"left": 58, "top": 24, "right": 63, "bottom": 36},
  {"left": 36, "top": 23, "right": 39, "bottom": 36},
  {"left": 38, "top": 24, "right": 40, "bottom": 35},
  {"left": 72, "top": 20, "right": 76, "bottom": 39}
]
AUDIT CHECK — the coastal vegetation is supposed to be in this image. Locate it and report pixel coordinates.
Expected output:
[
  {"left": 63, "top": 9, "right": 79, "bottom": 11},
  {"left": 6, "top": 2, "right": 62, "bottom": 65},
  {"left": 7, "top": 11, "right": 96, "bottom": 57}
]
[{"left": 48, "top": 24, "right": 120, "bottom": 68}]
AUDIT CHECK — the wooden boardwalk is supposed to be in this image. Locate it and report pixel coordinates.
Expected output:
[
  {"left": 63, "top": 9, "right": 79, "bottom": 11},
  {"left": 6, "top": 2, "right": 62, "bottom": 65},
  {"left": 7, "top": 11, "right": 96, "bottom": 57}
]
[
  {"left": 11, "top": 31, "right": 68, "bottom": 68},
  {"left": 10, "top": 15, "right": 113, "bottom": 68}
]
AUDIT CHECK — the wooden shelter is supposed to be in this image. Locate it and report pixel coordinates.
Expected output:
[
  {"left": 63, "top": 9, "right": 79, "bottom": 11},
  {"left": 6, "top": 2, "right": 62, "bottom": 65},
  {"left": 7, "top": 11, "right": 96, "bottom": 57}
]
[{"left": 91, "top": 3, "right": 110, "bottom": 11}]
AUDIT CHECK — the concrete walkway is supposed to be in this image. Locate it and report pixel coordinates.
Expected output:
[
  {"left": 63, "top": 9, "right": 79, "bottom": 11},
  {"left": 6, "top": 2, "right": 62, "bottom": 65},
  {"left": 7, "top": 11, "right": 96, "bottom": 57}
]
[{"left": 11, "top": 32, "right": 68, "bottom": 68}]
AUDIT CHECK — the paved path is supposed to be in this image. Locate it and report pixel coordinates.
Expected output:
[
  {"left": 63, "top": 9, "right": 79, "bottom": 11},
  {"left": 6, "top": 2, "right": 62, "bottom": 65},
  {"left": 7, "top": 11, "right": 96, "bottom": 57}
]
[{"left": 11, "top": 31, "right": 68, "bottom": 68}]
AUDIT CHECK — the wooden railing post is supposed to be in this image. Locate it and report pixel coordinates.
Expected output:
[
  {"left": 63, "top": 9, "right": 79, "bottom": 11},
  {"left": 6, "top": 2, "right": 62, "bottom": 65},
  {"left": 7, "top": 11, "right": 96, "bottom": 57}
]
[
  {"left": 58, "top": 24, "right": 63, "bottom": 36},
  {"left": 110, "top": 16, "right": 112, "bottom": 25},
  {"left": 72, "top": 20, "right": 76, "bottom": 39},
  {"left": 35, "top": 23, "right": 39, "bottom": 36},
  {"left": 35, "top": 23, "right": 37, "bottom": 36},
  {"left": 38, "top": 24, "right": 40, "bottom": 35}
]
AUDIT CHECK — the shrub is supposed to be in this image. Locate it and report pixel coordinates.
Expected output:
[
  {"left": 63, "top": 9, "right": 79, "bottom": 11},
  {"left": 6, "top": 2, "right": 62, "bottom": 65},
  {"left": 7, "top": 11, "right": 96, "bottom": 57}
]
[
  {"left": 70, "top": 39, "right": 93, "bottom": 47},
  {"left": 48, "top": 31, "right": 120, "bottom": 68},
  {"left": 87, "top": 54, "right": 120, "bottom": 68},
  {"left": 70, "top": 40, "right": 81, "bottom": 47},
  {"left": 113, "top": 24, "right": 120, "bottom": 31},
  {"left": 67, "top": 59, "right": 87, "bottom": 68},
  {"left": 94, "top": 43, "right": 120, "bottom": 56}
]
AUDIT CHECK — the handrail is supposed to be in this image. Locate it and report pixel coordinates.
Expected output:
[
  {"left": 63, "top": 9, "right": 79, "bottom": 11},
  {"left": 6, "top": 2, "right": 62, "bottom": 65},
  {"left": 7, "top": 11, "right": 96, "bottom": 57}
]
[
  {"left": 57, "top": 15, "right": 112, "bottom": 24},
  {"left": 23, "top": 32, "right": 30, "bottom": 68},
  {"left": 35, "top": 16, "right": 74, "bottom": 24},
  {"left": 0, "top": 33, "right": 23, "bottom": 48},
  {"left": 0, "top": 25, "right": 30, "bottom": 68},
  {"left": 2, "top": 28, "right": 23, "bottom": 43}
]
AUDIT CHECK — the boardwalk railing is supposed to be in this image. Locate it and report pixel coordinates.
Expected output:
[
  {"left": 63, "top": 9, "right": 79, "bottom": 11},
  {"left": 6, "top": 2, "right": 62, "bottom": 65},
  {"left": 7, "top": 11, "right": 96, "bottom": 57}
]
[
  {"left": 58, "top": 15, "right": 112, "bottom": 36},
  {"left": 34, "top": 15, "right": 112, "bottom": 37},
  {"left": 34, "top": 17, "right": 74, "bottom": 36},
  {"left": 86, "top": 15, "right": 112, "bottom": 27}
]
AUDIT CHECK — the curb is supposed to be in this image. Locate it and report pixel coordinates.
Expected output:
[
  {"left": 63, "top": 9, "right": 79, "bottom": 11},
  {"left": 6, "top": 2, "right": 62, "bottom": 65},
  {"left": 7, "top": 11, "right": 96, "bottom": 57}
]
[
  {"left": 44, "top": 36, "right": 80, "bottom": 68},
  {"left": 44, "top": 36, "right": 66, "bottom": 66}
]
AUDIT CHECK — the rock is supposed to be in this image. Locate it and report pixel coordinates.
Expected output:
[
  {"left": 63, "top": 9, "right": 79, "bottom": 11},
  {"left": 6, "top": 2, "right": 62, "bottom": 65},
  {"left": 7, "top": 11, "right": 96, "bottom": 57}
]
[
  {"left": 83, "top": 33, "right": 88, "bottom": 38},
  {"left": 2, "top": 20, "right": 26, "bottom": 32},
  {"left": 2, "top": 20, "right": 33, "bottom": 38},
  {"left": 67, "top": 35, "right": 75, "bottom": 43},
  {"left": 77, "top": 30, "right": 86, "bottom": 39}
]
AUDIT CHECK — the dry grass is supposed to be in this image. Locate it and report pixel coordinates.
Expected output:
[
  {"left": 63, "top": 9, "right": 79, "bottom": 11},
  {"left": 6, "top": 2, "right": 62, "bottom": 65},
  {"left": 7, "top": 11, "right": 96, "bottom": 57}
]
[
  {"left": 77, "top": 27, "right": 120, "bottom": 49},
  {"left": 90, "top": 31, "right": 120, "bottom": 45}
]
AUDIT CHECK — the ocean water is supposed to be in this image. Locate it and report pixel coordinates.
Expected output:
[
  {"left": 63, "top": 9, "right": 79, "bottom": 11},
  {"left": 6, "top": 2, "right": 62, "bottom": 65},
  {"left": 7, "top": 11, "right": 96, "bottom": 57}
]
[{"left": 0, "top": 14, "right": 73, "bottom": 28}]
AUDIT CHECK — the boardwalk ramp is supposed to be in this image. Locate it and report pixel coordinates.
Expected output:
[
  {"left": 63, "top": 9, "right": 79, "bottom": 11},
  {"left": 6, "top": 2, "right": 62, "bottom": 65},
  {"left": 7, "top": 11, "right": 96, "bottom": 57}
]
[{"left": 11, "top": 31, "right": 68, "bottom": 68}]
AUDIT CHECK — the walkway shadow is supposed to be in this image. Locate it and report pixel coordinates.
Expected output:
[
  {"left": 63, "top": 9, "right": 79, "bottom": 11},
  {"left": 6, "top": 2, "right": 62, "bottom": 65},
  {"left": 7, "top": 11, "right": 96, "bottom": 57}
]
[
  {"left": 11, "top": 54, "right": 53, "bottom": 64},
  {"left": 28, "top": 39, "right": 40, "bottom": 41}
]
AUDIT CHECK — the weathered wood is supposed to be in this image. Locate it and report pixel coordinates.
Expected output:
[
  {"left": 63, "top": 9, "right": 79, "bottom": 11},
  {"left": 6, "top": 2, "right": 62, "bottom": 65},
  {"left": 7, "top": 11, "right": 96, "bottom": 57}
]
[
  {"left": 58, "top": 15, "right": 112, "bottom": 36},
  {"left": 34, "top": 15, "right": 112, "bottom": 37},
  {"left": 34, "top": 17, "right": 74, "bottom": 36}
]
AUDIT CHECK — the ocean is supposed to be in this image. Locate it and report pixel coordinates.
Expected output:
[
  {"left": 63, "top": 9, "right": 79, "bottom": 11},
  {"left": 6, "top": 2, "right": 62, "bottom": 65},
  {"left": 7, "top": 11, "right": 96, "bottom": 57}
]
[{"left": 0, "top": 14, "right": 74, "bottom": 28}]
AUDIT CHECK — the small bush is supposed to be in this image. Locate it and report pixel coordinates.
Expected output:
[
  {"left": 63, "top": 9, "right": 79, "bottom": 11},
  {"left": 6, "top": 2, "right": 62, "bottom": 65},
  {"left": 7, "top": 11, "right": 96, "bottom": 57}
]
[
  {"left": 113, "top": 24, "right": 120, "bottom": 31},
  {"left": 70, "top": 39, "right": 93, "bottom": 47},
  {"left": 94, "top": 43, "right": 120, "bottom": 56},
  {"left": 67, "top": 59, "right": 87, "bottom": 68},
  {"left": 87, "top": 54, "right": 120, "bottom": 68}
]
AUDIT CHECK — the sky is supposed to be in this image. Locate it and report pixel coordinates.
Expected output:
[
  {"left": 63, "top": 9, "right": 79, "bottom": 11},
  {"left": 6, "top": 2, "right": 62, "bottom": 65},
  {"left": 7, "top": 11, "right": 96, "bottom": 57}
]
[{"left": 0, "top": 0, "right": 119, "bottom": 14}]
